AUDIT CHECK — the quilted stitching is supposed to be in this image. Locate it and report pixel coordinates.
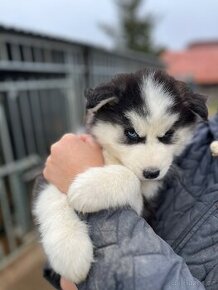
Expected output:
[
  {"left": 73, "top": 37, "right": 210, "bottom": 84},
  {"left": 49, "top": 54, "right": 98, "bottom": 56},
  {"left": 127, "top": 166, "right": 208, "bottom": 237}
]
[{"left": 154, "top": 116, "right": 218, "bottom": 285}]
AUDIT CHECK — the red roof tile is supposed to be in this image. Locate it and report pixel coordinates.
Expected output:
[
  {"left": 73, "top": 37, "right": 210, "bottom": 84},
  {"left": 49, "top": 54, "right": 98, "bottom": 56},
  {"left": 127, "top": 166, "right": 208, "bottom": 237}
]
[{"left": 162, "top": 42, "right": 218, "bottom": 85}]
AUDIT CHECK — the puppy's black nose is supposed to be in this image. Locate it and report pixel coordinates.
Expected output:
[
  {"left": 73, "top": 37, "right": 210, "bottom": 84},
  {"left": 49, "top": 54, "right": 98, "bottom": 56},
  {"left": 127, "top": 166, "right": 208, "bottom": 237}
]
[{"left": 143, "top": 169, "right": 160, "bottom": 179}]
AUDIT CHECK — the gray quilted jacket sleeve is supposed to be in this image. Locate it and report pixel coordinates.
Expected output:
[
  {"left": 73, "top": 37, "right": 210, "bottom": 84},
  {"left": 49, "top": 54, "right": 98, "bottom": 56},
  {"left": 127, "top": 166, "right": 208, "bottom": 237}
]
[{"left": 77, "top": 208, "right": 205, "bottom": 290}]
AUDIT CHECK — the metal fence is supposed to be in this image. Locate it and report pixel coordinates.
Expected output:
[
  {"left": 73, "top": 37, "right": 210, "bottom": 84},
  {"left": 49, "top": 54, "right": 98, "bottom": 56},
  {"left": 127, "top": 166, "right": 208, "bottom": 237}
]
[{"left": 0, "top": 25, "right": 163, "bottom": 266}]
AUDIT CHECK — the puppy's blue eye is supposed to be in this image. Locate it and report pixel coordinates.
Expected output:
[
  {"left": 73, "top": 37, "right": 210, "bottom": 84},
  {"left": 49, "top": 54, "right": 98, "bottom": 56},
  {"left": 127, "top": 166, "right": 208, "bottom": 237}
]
[{"left": 125, "top": 128, "right": 139, "bottom": 141}]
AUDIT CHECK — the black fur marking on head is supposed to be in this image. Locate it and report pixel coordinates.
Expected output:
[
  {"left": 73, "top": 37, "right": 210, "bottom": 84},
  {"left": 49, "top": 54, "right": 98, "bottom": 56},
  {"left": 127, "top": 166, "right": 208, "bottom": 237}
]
[
  {"left": 85, "top": 68, "right": 208, "bottom": 130},
  {"left": 85, "top": 73, "right": 146, "bottom": 127},
  {"left": 149, "top": 69, "right": 208, "bottom": 126}
]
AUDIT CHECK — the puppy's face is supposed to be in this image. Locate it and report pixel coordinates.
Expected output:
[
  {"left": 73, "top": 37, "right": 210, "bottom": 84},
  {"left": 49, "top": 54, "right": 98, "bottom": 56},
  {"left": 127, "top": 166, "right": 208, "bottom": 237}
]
[{"left": 85, "top": 69, "right": 208, "bottom": 181}]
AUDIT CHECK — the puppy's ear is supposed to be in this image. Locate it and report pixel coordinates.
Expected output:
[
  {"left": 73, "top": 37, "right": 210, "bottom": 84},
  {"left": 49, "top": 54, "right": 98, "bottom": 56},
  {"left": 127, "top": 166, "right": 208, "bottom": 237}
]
[
  {"left": 85, "top": 86, "right": 119, "bottom": 112},
  {"left": 186, "top": 92, "right": 208, "bottom": 121},
  {"left": 84, "top": 84, "right": 120, "bottom": 128},
  {"left": 176, "top": 80, "right": 208, "bottom": 121}
]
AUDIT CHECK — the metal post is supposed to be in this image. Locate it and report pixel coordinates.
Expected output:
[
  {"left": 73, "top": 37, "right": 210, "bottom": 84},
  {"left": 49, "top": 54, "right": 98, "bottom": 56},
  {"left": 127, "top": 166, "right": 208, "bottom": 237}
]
[
  {"left": 0, "top": 179, "right": 16, "bottom": 252},
  {"left": 7, "top": 91, "right": 26, "bottom": 159}
]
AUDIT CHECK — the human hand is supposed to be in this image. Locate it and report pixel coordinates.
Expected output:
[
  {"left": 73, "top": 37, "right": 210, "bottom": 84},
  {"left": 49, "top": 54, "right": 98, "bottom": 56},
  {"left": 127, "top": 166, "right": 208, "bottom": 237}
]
[
  {"left": 43, "top": 134, "right": 104, "bottom": 193},
  {"left": 60, "top": 277, "right": 78, "bottom": 290}
]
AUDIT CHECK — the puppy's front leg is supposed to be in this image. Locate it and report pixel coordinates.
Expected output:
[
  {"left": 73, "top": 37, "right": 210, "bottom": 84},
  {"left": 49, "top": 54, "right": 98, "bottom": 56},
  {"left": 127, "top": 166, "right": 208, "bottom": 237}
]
[
  {"left": 67, "top": 165, "right": 143, "bottom": 215},
  {"left": 33, "top": 184, "right": 93, "bottom": 283}
]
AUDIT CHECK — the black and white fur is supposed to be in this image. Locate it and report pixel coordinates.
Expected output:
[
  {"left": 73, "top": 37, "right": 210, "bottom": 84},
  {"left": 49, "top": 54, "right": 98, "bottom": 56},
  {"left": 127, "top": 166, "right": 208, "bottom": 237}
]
[{"left": 33, "top": 69, "right": 208, "bottom": 283}]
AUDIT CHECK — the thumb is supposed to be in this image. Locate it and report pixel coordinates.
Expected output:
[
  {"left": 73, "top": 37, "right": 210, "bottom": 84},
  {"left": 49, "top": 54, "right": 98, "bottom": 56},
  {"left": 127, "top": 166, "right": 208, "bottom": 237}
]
[{"left": 60, "top": 277, "right": 78, "bottom": 290}]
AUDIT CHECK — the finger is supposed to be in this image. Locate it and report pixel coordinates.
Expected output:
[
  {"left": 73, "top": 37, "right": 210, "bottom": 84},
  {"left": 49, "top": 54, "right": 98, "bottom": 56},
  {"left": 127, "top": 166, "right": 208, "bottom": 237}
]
[
  {"left": 61, "top": 133, "right": 76, "bottom": 142},
  {"left": 43, "top": 168, "right": 49, "bottom": 180},
  {"left": 78, "top": 134, "right": 89, "bottom": 142},
  {"left": 45, "top": 156, "right": 51, "bottom": 166},
  {"left": 80, "top": 134, "right": 98, "bottom": 146},
  {"left": 50, "top": 142, "right": 60, "bottom": 154},
  {"left": 60, "top": 277, "right": 78, "bottom": 290}
]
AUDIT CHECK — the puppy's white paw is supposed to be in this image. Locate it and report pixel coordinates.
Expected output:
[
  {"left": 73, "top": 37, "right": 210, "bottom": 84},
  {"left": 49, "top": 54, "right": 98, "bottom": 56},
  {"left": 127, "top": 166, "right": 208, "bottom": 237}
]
[
  {"left": 68, "top": 165, "right": 143, "bottom": 215},
  {"left": 33, "top": 184, "right": 93, "bottom": 283}
]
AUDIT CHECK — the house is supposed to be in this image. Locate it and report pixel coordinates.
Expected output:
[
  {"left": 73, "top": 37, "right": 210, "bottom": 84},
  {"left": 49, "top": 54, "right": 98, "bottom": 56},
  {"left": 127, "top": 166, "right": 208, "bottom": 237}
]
[{"left": 162, "top": 41, "right": 218, "bottom": 114}]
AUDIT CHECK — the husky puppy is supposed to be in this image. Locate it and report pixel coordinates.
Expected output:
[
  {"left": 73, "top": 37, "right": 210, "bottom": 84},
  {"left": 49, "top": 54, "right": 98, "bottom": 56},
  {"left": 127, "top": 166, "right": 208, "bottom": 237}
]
[{"left": 33, "top": 69, "right": 208, "bottom": 283}]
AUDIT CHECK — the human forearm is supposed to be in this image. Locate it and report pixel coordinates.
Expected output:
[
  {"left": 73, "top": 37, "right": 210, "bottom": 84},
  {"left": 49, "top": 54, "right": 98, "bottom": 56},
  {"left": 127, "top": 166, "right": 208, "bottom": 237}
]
[{"left": 77, "top": 208, "right": 205, "bottom": 290}]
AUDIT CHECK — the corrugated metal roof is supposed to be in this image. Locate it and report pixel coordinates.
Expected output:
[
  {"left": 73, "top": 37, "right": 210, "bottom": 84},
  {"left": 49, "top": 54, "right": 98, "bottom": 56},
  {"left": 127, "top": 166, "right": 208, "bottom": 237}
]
[{"left": 0, "top": 23, "right": 164, "bottom": 67}]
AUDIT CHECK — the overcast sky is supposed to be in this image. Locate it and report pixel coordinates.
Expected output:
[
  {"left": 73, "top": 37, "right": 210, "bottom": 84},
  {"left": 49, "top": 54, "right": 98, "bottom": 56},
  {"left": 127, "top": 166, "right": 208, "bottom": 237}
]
[{"left": 0, "top": 0, "right": 217, "bottom": 51}]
